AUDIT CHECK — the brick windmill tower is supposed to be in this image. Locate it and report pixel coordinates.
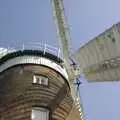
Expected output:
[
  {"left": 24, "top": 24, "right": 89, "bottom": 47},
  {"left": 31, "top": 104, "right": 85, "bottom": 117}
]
[
  {"left": 0, "top": 48, "right": 74, "bottom": 120},
  {"left": 0, "top": 0, "right": 83, "bottom": 120}
]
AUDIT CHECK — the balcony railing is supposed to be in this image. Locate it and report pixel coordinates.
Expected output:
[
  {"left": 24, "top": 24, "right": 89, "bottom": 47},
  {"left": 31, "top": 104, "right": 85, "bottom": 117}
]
[{"left": 0, "top": 42, "right": 62, "bottom": 59}]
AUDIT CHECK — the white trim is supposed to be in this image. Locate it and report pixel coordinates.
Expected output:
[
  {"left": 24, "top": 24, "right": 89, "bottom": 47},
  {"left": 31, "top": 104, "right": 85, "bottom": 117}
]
[{"left": 0, "top": 56, "right": 68, "bottom": 80}]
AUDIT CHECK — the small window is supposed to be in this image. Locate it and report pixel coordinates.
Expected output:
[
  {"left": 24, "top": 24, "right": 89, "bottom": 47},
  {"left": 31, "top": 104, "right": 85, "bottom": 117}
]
[
  {"left": 33, "top": 75, "right": 48, "bottom": 86},
  {"left": 32, "top": 107, "right": 49, "bottom": 120}
]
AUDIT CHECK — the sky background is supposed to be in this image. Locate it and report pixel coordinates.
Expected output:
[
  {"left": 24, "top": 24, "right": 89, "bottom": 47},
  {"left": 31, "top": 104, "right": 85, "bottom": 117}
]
[{"left": 1, "top": 0, "right": 120, "bottom": 120}]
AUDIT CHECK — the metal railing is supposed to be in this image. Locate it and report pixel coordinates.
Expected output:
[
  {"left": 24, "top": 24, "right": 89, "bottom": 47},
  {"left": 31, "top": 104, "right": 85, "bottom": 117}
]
[
  {"left": 0, "top": 47, "right": 16, "bottom": 58},
  {"left": 0, "top": 42, "right": 62, "bottom": 59}
]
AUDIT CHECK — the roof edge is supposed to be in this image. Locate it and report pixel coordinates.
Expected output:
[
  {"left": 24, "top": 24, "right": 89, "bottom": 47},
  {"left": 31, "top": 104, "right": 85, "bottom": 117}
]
[{"left": 0, "top": 50, "right": 63, "bottom": 66}]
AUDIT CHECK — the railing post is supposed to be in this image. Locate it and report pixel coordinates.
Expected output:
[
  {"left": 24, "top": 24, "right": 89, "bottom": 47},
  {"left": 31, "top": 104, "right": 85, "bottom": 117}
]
[
  {"left": 44, "top": 43, "right": 46, "bottom": 55},
  {"left": 22, "top": 43, "right": 24, "bottom": 50},
  {"left": 57, "top": 48, "right": 60, "bottom": 58}
]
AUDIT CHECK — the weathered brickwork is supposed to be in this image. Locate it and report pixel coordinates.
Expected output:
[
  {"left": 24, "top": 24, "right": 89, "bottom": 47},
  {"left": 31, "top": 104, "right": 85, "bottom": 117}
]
[{"left": 0, "top": 65, "right": 73, "bottom": 120}]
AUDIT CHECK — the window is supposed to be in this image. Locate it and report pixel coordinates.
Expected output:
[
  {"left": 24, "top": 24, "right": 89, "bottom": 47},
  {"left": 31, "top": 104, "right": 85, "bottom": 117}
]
[
  {"left": 33, "top": 75, "right": 48, "bottom": 86},
  {"left": 32, "top": 107, "right": 49, "bottom": 120}
]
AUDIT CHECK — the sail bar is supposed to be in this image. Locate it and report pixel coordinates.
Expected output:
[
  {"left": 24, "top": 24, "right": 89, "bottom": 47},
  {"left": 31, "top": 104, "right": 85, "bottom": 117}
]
[{"left": 50, "top": 0, "right": 72, "bottom": 64}]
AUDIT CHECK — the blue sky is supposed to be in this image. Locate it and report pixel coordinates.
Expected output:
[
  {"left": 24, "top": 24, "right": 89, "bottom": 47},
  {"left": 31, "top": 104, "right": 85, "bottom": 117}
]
[
  {"left": 0, "top": 0, "right": 57, "bottom": 48},
  {"left": 64, "top": 0, "right": 120, "bottom": 50},
  {"left": 1, "top": 0, "right": 120, "bottom": 120}
]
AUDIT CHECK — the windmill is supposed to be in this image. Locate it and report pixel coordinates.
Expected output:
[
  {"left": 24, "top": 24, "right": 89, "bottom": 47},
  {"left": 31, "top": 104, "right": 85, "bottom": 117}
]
[
  {"left": 0, "top": 1, "right": 83, "bottom": 119},
  {"left": 50, "top": 0, "right": 84, "bottom": 119},
  {"left": 50, "top": 0, "right": 120, "bottom": 119}
]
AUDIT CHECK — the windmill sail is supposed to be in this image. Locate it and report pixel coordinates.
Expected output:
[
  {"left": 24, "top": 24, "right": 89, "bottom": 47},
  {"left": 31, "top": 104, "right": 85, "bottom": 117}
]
[
  {"left": 50, "top": 0, "right": 72, "bottom": 64},
  {"left": 50, "top": 0, "right": 83, "bottom": 119},
  {"left": 74, "top": 22, "right": 120, "bottom": 82}
]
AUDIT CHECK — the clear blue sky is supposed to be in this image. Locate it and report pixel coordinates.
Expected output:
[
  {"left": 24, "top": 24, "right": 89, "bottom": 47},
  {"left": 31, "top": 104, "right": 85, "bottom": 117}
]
[{"left": 1, "top": 0, "right": 120, "bottom": 120}]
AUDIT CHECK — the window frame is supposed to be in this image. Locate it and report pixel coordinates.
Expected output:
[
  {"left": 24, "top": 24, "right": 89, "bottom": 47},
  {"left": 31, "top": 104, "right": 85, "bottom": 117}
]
[
  {"left": 31, "top": 107, "right": 49, "bottom": 120},
  {"left": 33, "top": 74, "right": 49, "bottom": 86}
]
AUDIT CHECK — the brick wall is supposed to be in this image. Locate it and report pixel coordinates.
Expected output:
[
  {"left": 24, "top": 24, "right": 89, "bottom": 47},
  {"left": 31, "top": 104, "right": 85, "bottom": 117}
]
[{"left": 0, "top": 65, "right": 73, "bottom": 120}]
